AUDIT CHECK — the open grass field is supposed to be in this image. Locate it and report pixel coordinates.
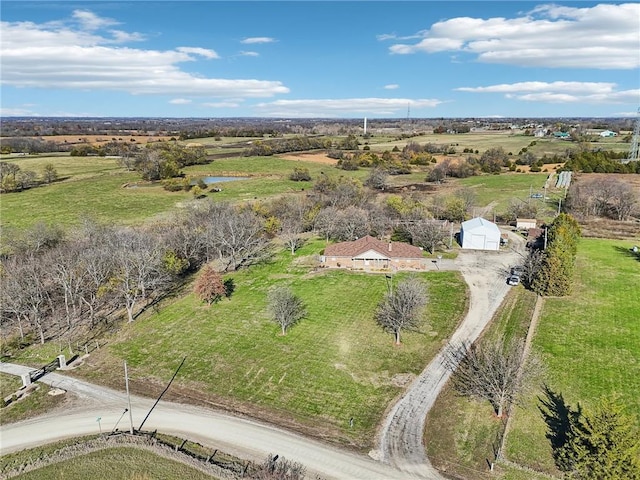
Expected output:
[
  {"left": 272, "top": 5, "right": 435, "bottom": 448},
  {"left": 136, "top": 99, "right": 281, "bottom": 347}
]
[
  {"left": 0, "top": 170, "right": 193, "bottom": 229},
  {"left": 424, "top": 287, "right": 538, "bottom": 480},
  {"left": 11, "top": 446, "right": 218, "bottom": 480},
  {"left": 503, "top": 237, "right": 640, "bottom": 475},
  {"left": 61, "top": 239, "right": 467, "bottom": 449}
]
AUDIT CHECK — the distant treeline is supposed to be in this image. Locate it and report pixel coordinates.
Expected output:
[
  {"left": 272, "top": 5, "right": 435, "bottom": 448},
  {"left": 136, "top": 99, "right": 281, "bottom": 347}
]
[{"left": 561, "top": 150, "right": 639, "bottom": 173}]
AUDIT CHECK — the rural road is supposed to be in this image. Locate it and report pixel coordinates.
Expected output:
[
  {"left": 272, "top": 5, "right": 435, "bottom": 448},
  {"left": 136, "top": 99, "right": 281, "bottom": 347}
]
[
  {"left": 376, "top": 230, "right": 526, "bottom": 477},
  {"left": 1, "top": 231, "right": 525, "bottom": 480},
  {"left": 0, "top": 364, "right": 415, "bottom": 480}
]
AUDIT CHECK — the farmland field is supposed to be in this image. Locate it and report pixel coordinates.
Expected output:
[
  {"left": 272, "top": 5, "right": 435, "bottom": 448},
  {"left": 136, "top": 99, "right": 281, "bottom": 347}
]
[{"left": 503, "top": 237, "right": 640, "bottom": 475}]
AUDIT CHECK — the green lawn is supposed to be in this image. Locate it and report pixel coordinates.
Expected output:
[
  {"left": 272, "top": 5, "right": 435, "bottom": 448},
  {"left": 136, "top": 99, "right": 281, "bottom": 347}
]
[
  {"left": 12, "top": 447, "right": 218, "bottom": 480},
  {"left": 67, "top": 239, "right": 467, "bottom": 449},
  {"left": 0, "top": 372, "right": 67, "bottom": 425},
  {"left": 504, "top": 237, "right": 640, "bottom": 474}
]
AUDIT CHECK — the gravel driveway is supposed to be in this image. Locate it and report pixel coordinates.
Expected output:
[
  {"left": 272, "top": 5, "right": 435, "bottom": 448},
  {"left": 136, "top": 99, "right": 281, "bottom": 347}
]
[{"left": 375, "top": 229, "right": 527, "bottom": 478}]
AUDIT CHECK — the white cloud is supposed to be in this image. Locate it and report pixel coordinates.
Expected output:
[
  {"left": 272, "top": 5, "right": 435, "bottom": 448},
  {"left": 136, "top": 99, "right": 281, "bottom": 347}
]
[
  {"left": 0, "top": 13, "right": 289, "bottom": 98},
  {"left": 457, "top": 81, "right": 639, "bottom": 104},
  {"left": 388, "top": 3, "right": 640, "bottom": 69},
  {"left": 169, "top": 98, "right": 192, "bottom": 104},
  {"left": 254, "top": 98, "right": 442, "bottom": 117},
  {"left": 72, "top": 9, "right": 118, "bottom": 31},
  {"left": 176, "top": 47, "right": 219, "bottom": 59},
  {"left": 241, "top": 37, "right": 276, "bottom": 44},
  {"left": 0, "top": 107, "right": 39, "bottom": 116},
  {"left": 384, "top": 84, "right": 399, "bottom": 90},
  {"left": 239, "top": 51, "right": 260, "bottom": 57}
]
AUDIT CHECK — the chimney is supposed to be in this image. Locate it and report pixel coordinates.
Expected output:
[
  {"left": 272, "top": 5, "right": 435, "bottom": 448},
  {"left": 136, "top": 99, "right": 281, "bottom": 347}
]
[{"left": 388, "top": 242, "right": 392, "bottom": 252}]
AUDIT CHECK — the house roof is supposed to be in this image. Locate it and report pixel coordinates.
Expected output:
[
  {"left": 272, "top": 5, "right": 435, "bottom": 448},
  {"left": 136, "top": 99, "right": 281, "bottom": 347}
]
[
  {"left": 323, "top": 235, "right": 423, "bottom": 259},
  {"left": 461, "top": 217, "right": 500, "bottom": 234}
]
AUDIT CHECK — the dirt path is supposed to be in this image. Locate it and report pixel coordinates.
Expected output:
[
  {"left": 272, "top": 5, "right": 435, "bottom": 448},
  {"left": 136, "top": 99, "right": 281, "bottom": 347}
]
[
  {"left": 375, "top": 230, "right": 527, "bottom": 478},
  {"left": 0, "top": 364, "right": 413, "bottom": 480}
]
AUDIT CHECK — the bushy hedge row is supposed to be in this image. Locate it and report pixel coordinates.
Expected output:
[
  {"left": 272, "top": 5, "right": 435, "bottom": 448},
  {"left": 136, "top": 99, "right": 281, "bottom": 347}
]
[{"left": 531, "top": 213, "right": 581, "bottom": 296}]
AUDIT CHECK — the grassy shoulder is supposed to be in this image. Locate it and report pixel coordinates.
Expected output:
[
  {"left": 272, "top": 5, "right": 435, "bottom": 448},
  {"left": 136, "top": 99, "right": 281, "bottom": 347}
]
[
  {"left": 504, "top": 237, "right": 640, "bottom": 474},
  {"left": 9, "top": 446, "right": 218, "bottom": 480},
  {"left": 424, "top": 287, "right": 538, "bottom": 479},
  {"left": 0, "top": 373, "right": 69, "bottom": 425},
  {"left": 59, "top": 239, "right": 467, "bottom": 450}
]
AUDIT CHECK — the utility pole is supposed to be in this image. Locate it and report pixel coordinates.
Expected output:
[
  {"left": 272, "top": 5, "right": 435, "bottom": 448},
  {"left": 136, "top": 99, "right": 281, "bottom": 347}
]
[{"left": 124, "top": 361, "right": 134, "bottom": 434}]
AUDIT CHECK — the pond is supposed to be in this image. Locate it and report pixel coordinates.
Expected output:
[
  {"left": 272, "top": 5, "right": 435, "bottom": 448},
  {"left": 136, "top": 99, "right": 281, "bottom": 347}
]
[{"left": 191, "top": 176, "right": 249, "bottom": 185}]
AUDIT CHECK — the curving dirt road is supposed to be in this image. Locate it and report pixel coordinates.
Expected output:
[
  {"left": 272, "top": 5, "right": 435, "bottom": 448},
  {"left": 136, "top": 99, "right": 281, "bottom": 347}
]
[
  {"left": 375, "top": 230, "right": 526, "bottom": 477},
  {"left": 0, "top": 364, "right": 413, "bottom": 480}
]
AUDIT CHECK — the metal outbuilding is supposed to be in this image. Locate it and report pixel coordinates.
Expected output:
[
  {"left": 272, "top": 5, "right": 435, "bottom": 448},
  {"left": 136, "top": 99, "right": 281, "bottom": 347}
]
[{"left": 460, "top": 217, "right": 501, "bottom": 251}]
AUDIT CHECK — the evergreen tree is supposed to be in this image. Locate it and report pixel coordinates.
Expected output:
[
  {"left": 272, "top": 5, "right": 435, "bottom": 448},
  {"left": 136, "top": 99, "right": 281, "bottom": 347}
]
[{"left": 560, "top": 396, "right": 640, "bottom": 480}]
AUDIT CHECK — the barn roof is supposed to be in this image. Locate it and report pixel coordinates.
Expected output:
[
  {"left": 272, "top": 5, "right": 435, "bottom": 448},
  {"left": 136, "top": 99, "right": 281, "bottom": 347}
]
[
  {"left": 323, "top": 235, "right": 423, "bottom": 259},
  {"left": 461, "top": 217, "right": 500, "bottom": 233}
]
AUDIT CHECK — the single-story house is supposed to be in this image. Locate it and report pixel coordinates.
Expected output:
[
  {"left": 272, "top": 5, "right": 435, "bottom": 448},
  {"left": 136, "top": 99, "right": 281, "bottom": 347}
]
[
  {"left": 516, "top": 218, "right": 537, "bottom": 230},
  {"left": 320, "top": 235, "right": 425, "bottom": 271},
  {"left": 460, "top": 217, "right": 501, "bottom": 251}
]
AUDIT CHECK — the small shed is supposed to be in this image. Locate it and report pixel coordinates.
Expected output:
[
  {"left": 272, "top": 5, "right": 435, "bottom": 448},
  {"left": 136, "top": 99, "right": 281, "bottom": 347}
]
[
  {"left": 460, "top": 217, "right": 501, "bottom": 251},
  {"left": 516, "top": 218, "right": 537, "bottom": 230}
]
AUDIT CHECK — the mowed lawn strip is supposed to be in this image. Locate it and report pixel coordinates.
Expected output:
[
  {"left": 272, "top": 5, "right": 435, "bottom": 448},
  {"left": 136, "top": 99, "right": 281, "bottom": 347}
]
[
  {"left": 82, "top": 239, "right": 466, "bottom": 449},
  {"left": 504, "top": 237, "right": 640, "bottom": 474},
  {"left": 424, "top": 286, "right": 538, "bottom": 479}
]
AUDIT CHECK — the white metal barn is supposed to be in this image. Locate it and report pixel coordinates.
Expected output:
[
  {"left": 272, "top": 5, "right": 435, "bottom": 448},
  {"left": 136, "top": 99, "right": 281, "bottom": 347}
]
[{"left": 460, "top": 217, "right": 501, "bottom": 251}]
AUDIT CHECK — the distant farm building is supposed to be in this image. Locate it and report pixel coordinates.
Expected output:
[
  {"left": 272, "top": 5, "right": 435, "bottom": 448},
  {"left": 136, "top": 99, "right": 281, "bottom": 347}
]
[
  {"left": 516, "top": 218, "right": 537, "bottom": 230},
  {"left": 320, "top": 236, "right": 425, "bottom": 271},
  {"left": 460, "top": 217, "right": 501, "bottom": 251},
  {"left": 599, "top": 130, "right": 618, "bottom": 137}
]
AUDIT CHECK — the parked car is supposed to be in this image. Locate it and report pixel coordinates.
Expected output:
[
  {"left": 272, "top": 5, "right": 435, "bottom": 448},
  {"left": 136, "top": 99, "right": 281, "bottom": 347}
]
[
  {"left": 511, "top": 266, "right": 524, "bottom": 276},
  {"left": 507, "top": 275, "right": 521, "bottom": 286}
]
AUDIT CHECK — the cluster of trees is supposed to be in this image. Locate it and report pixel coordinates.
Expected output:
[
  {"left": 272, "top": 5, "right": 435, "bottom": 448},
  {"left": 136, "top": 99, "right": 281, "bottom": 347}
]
[
  {"left": 243, "top": 136, "right": 332, "bottom": 156},
  {"left": 566, "top": 178, "right": 638, "bottom": 221},
  {"left": 336, "top": 150, "right": 411, "bottom": 174},
  {"left": 529, "top": 213, "right": 582, "bottom": 296},
  {"left": 0, "top": 161, "right": 58, "bottom": 193},
  {"left": 123, "top": 142, "right": 208, "bottom": 181},
  {"left": 0, "top": 138, "right": 64, "bottom": 154},
  {"left": 0, "top": 202, "right": 272, "bottom": 344},
  {"left": 562, "top": 150, "right": 640, "bottom": 174}
]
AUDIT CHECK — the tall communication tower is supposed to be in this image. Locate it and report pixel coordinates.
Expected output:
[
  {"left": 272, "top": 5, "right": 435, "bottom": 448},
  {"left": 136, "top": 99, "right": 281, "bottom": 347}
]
[{"left": 629, "top": 107, "right": 640, "bottom": 163}]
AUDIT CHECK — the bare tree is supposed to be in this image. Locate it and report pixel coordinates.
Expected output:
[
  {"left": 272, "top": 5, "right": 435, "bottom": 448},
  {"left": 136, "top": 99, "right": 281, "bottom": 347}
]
[
  {"left": 444, "top": 337, "right": 544, "bottom": 417},
  {"left": 267, "top": 286, "right": 306, "bottom": 335},
  {"left": 2, "top": 256, "right": 53, "bottom": 344},
  {"left": 333, "top": 206, "right": 369, "bottom": 241},
  {"left": 375, "top": 277, "right": 428, "bottom": 345},
  {"left": 281, "top": 217, "right": 304, "bottom": 255},
  {"left": 108, "top": 229, "right": 169, "bottom": 322},
  {"left": 403, "top": 215, "right": 447, "bottom": 253},
  {"left": 364, "top": 167, "right": 389, "bottom": 190},
  {"left": 314, "top": 206, "right": 340, "bottom": 242}
]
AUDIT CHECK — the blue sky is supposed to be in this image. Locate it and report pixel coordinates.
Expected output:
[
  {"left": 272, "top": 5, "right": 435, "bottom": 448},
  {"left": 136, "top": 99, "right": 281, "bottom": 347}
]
[{"left": 1, "top": 1, "right": 639, "bottom": 118}]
